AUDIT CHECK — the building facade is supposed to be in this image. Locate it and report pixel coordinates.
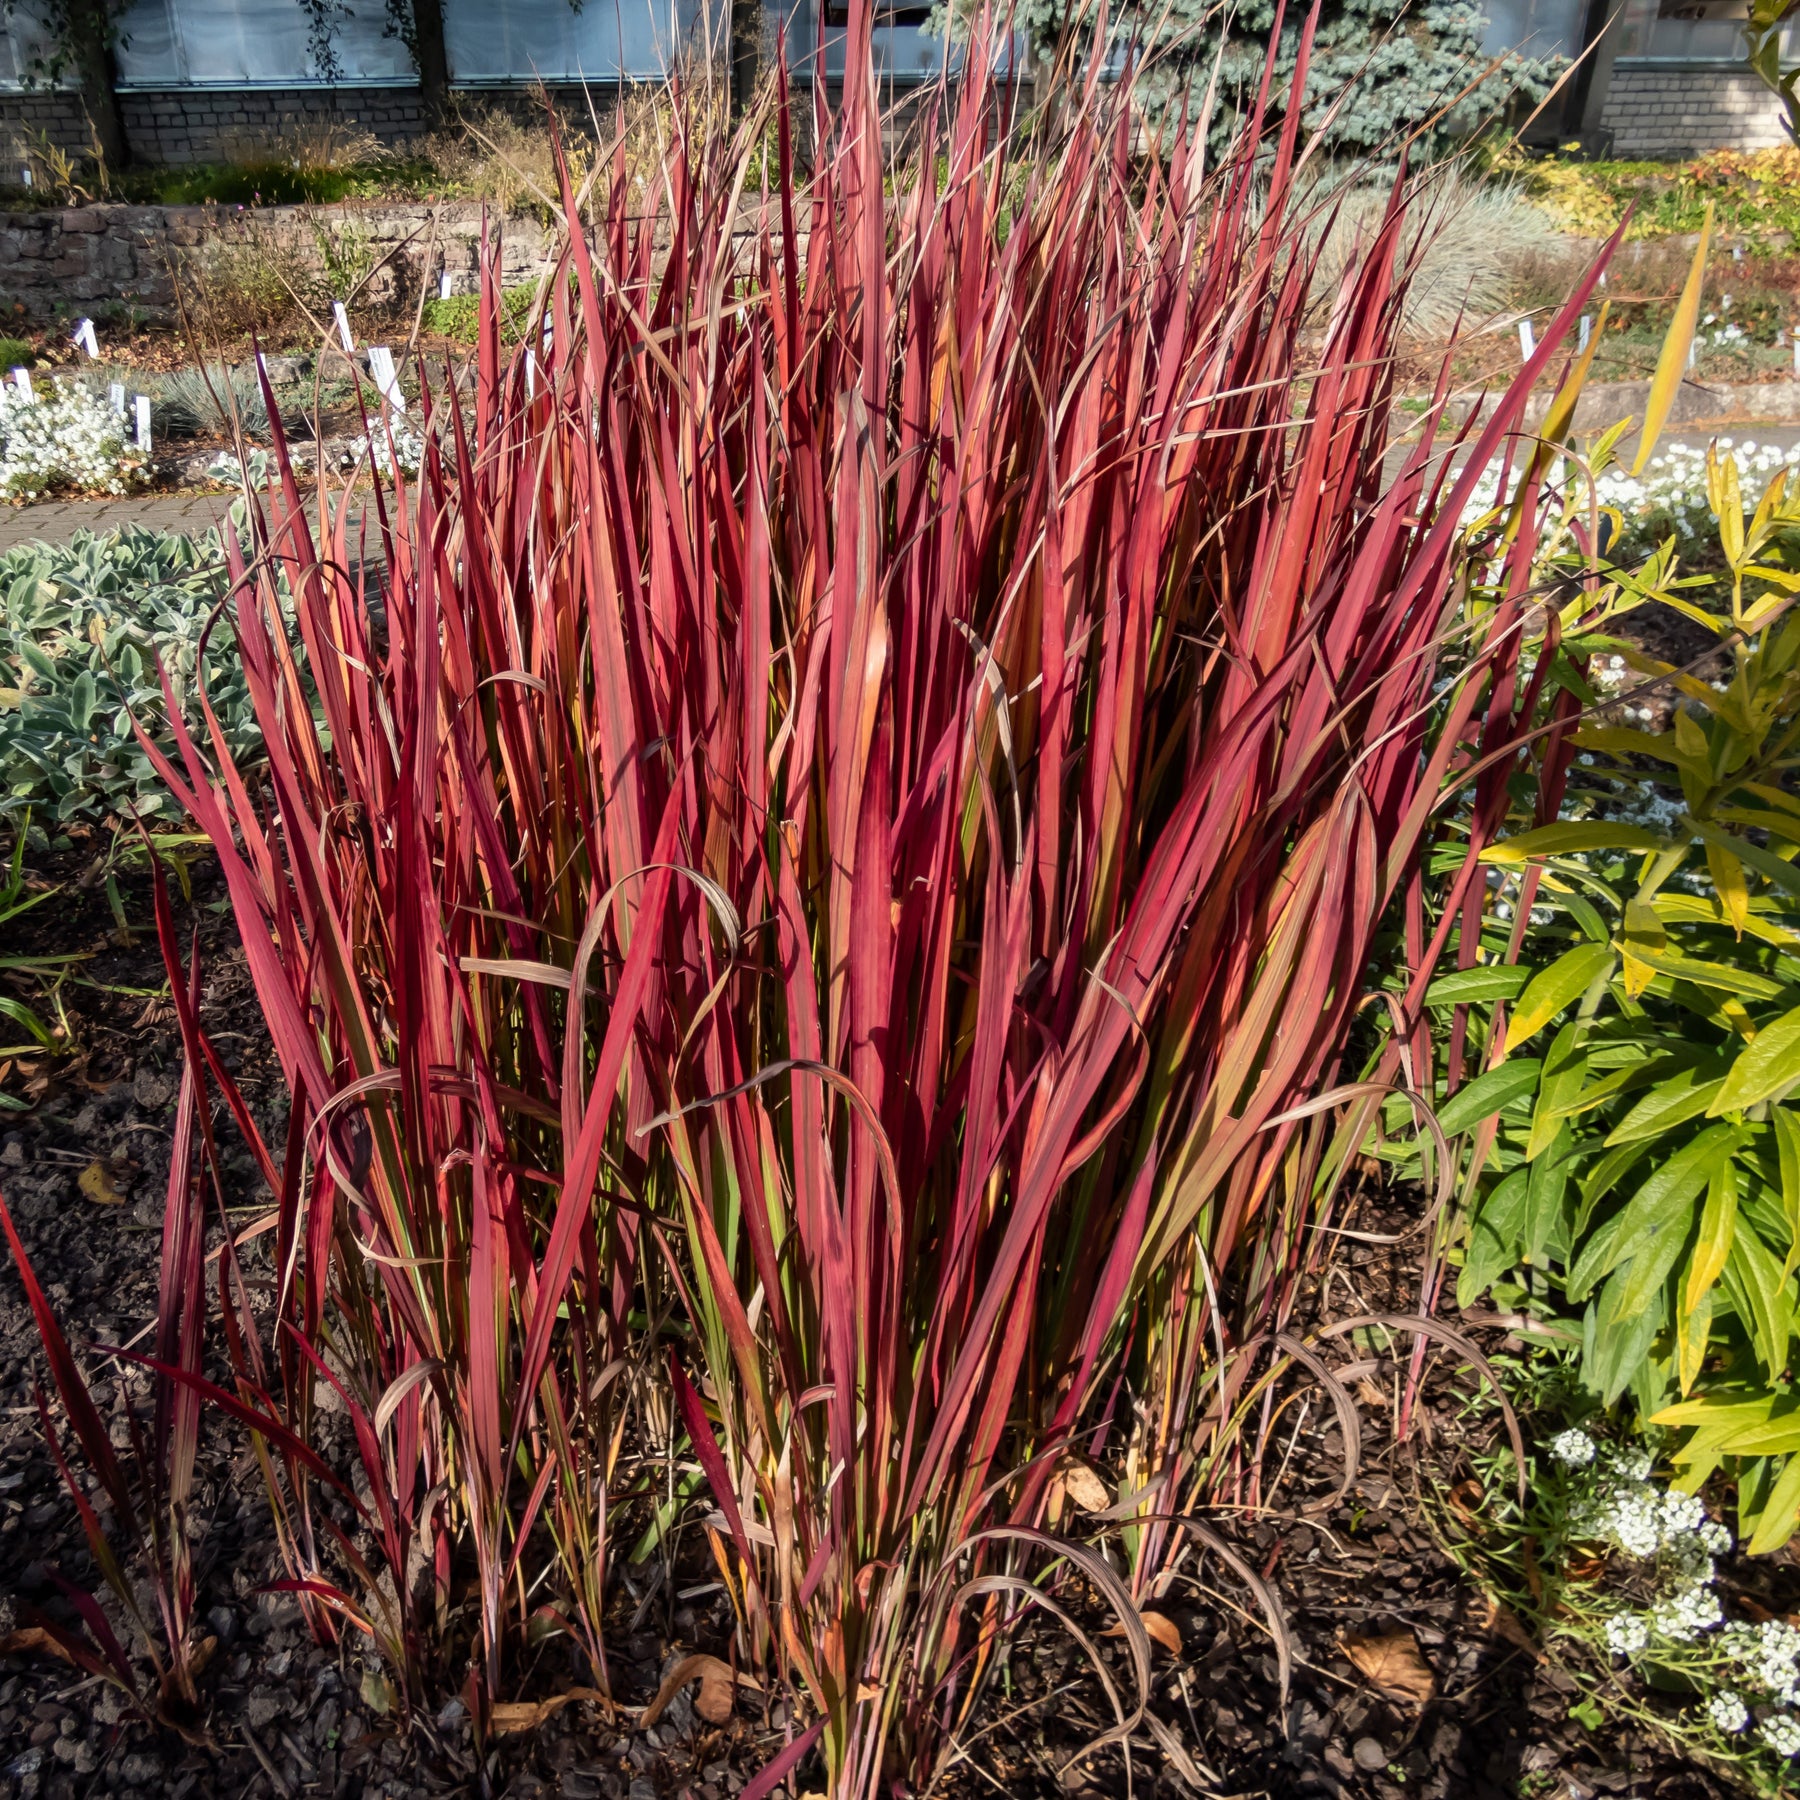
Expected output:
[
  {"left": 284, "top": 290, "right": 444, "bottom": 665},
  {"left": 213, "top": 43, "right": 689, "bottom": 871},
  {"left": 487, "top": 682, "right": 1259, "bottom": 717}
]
[{"left": 0, "top": 0, "right": 1786, "bottom": 164}]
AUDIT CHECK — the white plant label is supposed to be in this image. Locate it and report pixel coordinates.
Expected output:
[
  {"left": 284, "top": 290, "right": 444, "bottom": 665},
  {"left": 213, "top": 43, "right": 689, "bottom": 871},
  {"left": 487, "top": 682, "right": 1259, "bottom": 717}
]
[
  {"left": 19, "top": 168, "right": 29, "bottom": 187},
  {"left": 134, "top": 394, "right": 152, "bottom": 451},
  {"left": 108, "top": 380, "right": 126, "bottom": 414},
  {"left": 525, "top": 347, "right": 536, "bottom": 397},
  {"left": 368, "top": 345, "right": 404, "bottom": 414},
  {"left": 73, "top": 319, "right": 98, "bottom": 357},
  {"left": 1578, "top": 314, "right": 1591, "bottom": 353},
  {"left": 1793, "top": 337, "right": 1800, "bottom": 376},
  {"left": 9, "top": 367, "right": 30, "bottom": 401},
  {"left": 1517, "top": 319, "right": 1535, "bottom": 360},
  {"left": 439, "top": 269, "right": 454, "bottom": 301},
  {"left": 333, "top": 301, "right": 355, "bottom": 354}
]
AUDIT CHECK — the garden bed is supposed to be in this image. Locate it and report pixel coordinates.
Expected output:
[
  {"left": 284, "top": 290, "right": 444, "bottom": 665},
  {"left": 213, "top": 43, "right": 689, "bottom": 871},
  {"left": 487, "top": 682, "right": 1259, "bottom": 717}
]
[{"left": 0, "top": 852, "right": 1769, "bottom": 1800}]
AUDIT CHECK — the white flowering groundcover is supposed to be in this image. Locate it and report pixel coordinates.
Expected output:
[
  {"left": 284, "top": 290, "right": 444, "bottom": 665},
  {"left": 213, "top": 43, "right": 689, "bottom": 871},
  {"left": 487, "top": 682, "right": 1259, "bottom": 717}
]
[
  {"left": 1541, "top": 1429, "right": 1800, "bottom": 1778},
  {"left": 1461, "top": 436, "right": 1800, "bottom": 569},
  {"left": 0, "top": 381, "right": 148, "bottom": 503}
]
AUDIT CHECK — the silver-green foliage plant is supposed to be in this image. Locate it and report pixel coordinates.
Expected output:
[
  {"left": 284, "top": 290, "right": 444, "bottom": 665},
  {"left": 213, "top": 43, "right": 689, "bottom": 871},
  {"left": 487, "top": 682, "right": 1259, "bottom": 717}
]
[{"left": 0, "top": 526, "right": 266, "bottom": 822}]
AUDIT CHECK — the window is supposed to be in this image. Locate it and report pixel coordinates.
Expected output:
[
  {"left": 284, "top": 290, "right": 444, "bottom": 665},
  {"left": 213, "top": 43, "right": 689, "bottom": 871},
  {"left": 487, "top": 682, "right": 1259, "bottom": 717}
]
[{"left": 1614, "top": 0, "right": 1787, "bottom": 61}]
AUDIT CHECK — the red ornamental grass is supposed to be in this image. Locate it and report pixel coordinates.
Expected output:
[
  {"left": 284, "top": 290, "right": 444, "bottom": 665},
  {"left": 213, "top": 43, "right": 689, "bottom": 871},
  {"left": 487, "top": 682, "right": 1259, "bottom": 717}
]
[{"left": 0, "top": 9, "right": 1609, "bottom": 1794}]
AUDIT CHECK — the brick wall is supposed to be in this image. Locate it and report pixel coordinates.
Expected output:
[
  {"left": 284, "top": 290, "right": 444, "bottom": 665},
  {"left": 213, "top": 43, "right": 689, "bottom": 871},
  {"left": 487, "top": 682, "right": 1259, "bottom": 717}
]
[
  {"left": 1599, "top": 63, "right": 1789, "bottom": 158},
  {"left": 0, "top": 82, "right": 623, "bottom": 166},
  {"left": 121, "top": 87, "right": 431, "bottom": 165}
]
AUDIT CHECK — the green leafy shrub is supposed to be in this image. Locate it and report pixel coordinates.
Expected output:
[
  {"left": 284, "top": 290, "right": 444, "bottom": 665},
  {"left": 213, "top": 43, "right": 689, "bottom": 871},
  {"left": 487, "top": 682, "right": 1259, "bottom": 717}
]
[
  {"left": 0, "top": 526, "right": 269, "bottom": 822},
  {"left": 0, "top": 338, "right": 33, "bottom": 370},
  {"left": 1426, "top": 440, "right": 1800, "bottom": 1550},
  {"left": 1514, "top": 145, "right": 1800, "bottom": 248},
  {"left": 421, "top": 283, "right": 536, "bottom": 344}
]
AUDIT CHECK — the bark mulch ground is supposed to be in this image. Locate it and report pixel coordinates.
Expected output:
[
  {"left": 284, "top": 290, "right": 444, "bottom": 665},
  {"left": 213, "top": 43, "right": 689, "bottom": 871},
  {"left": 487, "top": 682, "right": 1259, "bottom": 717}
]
[{"left": 0, "top": 837, "right": 1761, "bottom": 1800}]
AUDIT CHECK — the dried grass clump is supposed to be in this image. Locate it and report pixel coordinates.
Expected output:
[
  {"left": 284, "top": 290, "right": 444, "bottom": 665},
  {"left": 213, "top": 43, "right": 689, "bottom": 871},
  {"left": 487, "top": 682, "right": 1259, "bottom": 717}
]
[
  {"left": 213, "top": 118, "right": 389, "bottom": 175},
  {"left": 1305, "top": 167, "right": 1548, "bottom": 339},
  {"left": 419, "top": 105, "right": 600, "bottom": 216},
  {"left": 179, "top": 225, "right": 314, "bottom": 338}
]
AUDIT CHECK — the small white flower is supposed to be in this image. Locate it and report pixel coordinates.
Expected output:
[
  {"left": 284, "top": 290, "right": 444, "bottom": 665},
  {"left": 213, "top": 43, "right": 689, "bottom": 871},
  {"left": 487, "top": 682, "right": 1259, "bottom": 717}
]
[
  {"left": 1550, "top": 1429, "right": 1598, "bottom": 1467},
  {"left": 1762, "top": 1713, "right": 1800, "bottom": 1757},
  {"left": 1709, "top": 1691, "right": 1750, "bottom": 1733},
  {"left": 1603, "top": 1612, "right": 1651, "bottom": 1655},
  {"left": 1651, "top": 1582, "right": 1722, "bottom": 1642},
  {"left": 1658, "top": 1490, "right": 1707, "bottom": 1536}
]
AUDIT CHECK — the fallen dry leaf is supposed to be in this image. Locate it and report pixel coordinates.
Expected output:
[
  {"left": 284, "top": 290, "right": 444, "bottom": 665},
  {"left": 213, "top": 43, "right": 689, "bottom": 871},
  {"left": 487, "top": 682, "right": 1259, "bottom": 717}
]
[
  {"left": 1101, "top": 1610, "right": 1183, "bottom": 1655},
  {"left": 1341, "top": 1630, "right": 1435, "bottom": 1706},
  {"left": 1447, "top": 1478, "right": 1484, "bottom": 1520},
  {"left": 1469, "top": 1592, "right": 1537, "bottom": 1657},
  {"left": 492, "top": 1685, "right": 611, "bottom": 1735},
  {"left": 1052, "top": 1458, "right": 1111, "bottom": 1513},
  {"left": 78, "top": 1159, "right": 125, "bottom": 1206},
  {"left": 640, "top": 1655, "right": 759, "bottom": 1729},
  {"left": 0, "top": 1626, "right": 74, "bottom": 1665}
]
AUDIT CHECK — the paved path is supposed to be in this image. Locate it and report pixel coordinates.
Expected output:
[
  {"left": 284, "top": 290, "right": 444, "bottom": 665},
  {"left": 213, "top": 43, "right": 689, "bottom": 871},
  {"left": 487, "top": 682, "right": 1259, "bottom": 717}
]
[
  {"left": 6, "top": 426, "right": 1800, "bottom": 557},
  {"left": 0, "top": 492, "right": 232, "bottom": 555}
]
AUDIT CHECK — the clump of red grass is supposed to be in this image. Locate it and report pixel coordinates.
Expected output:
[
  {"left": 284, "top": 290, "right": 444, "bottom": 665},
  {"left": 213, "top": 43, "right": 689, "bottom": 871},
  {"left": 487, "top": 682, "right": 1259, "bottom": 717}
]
[{"left": 0, "top": 7, "right": 1608, "bottom": 1792}]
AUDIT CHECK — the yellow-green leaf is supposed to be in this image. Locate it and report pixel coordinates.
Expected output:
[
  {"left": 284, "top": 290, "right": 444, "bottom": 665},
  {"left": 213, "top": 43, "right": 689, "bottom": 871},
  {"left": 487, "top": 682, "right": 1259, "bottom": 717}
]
[
  {"left": 1711, "top": 1004, "right": 1800, "bottom": 1115},
  {"left": 1482, "top": 822, "right": 1665, "bottom": 866},
  {"left": 1622, "top": 896, "right": 1667, "bottom": 1000},
  {"left": 1748, "top": 1453, "right": 1800, "bottom": 1556},
  {"left": 1604, "top": 1069, "right": 1726, "bottom": 1146},
  {"left": 1632, "top": 203, "right": 1714, "bottom": 475},
  {"left": 1684, "top": 1157, "right": 1737, "bottom": 1318},
  {"left": 1677, "top": 1287, "right": 1712, "bottom": 1396},
  {"left": 1709, "top": 448, "right": 1746, "bottom": 567},
  {"left": 1527, "top": 1026, "right": 1588, "bottom": 1161},
  {"left": 1703, "top": 838, "right": 1749, "bottom": 938},
  {"left": 1505, "top": 944, "right": 1614, "bottom": 1054}
]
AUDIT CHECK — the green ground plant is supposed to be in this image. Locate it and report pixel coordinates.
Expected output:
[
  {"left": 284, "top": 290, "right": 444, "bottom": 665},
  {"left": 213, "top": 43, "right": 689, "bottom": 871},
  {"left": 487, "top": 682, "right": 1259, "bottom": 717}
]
[
  {"left": 421, "top": 283, "right": 536, "bottom": 343},
  {"left": 1516, "top": 146, "right": 1800, "bottom": 248},
  {"left": 0, "top": 526, "right": 268, "bottom": 823}
]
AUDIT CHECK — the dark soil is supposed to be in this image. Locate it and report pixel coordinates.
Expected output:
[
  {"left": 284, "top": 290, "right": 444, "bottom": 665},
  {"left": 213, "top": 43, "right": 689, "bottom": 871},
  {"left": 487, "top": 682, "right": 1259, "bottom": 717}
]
[{"left": 0, "top": 838, "right": 1764, "bottom": 1800}]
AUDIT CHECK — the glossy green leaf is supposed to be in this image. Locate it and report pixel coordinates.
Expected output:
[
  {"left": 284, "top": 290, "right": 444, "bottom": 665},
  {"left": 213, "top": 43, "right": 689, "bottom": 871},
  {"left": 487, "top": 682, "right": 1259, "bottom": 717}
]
[
  {"left": 1604, "top": 1066, "right": 1726, "bottom": 1146},
  {"left": 1506, "top": 944, "right": 1615, "bottom": 1052},
  {"left": 1711, "top": 1004, "right": 1800, "bottom": 1115},
  {"left": 1426, "top": 964, "right": 1531, "bottom": 1006},
  {"left": 1437, "top": 1059, "right": 1544, "bottom": 1139}
]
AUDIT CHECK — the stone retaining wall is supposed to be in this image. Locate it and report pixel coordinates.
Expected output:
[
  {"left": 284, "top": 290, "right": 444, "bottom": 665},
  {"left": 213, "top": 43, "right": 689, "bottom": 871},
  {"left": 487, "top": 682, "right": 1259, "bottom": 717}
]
[
  {"left": 0, "top": 199, "right": 553, "bottom": 322},
  {"left": 1598, "top": 63, "right": 1788, "bottom": 158}
]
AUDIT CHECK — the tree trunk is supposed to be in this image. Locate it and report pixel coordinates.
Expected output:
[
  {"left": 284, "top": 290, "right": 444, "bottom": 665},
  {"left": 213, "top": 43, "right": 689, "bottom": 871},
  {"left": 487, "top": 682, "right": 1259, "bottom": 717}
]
[
  {"left": 730, "top": 0, "right": 761, "bottom": 120},
  {"left": 412, "top": 0, "right": 452, "bottom": 129},
  {"left": 73, "top": 0, "right": 128, "bottom": 170}
]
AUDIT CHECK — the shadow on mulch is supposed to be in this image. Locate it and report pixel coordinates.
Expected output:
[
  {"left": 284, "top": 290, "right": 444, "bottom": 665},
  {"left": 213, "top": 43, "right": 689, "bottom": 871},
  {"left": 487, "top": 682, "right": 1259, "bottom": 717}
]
[{"left": 0, "top": 834, "right": 1761, "bottom": 1800}]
